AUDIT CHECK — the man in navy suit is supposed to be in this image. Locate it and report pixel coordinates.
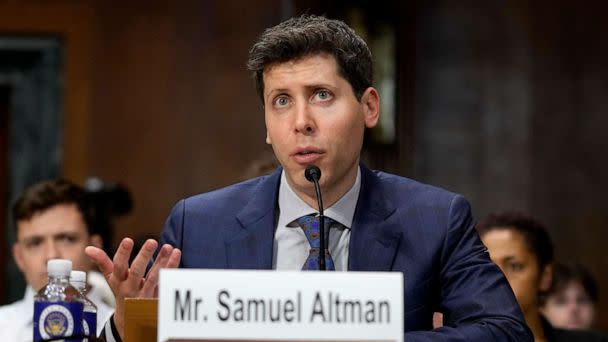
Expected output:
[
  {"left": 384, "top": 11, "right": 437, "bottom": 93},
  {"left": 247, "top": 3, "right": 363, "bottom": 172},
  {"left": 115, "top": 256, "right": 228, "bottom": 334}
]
[{"left": 87, "top": 15, "right": 532, "bottom": 342}]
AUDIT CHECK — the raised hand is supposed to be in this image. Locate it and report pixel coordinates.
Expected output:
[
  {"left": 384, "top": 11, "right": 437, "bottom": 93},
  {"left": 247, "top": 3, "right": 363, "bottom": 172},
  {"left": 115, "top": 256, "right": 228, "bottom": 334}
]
[{"left": 85, "top": 238, "right": 181, "bottom": 339}]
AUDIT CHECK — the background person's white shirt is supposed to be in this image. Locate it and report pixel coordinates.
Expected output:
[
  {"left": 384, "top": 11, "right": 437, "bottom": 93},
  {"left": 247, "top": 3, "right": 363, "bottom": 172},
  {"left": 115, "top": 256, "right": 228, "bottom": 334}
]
[
  {"left": 0, "top": 278, "right": 115, "bottom": 341},
  {"left": 88, "top": 270, "right": 116, "bottom": 308},
  {"left": 0, "top": 286, "right": 35, "bottom": 342}
]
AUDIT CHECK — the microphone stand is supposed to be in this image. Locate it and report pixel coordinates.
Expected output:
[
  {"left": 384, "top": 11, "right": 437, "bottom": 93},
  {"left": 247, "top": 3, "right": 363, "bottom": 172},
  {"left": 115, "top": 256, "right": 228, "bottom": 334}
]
[
  {"left": 311, "top": 177, "right": 326, "bottom": 271},
  {"left": 305, "top": 165, "right": 327, "bottom": 271}
]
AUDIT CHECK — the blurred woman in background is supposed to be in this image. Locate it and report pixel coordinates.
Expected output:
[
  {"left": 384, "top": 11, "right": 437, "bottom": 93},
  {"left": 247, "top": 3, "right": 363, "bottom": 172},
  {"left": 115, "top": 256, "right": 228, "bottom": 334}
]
[
  {"left": 541, "top": 263, "right": 598, "bottom": 330},
  {"left": 477, "top": 212, "right": 554, "bottom": 341}
]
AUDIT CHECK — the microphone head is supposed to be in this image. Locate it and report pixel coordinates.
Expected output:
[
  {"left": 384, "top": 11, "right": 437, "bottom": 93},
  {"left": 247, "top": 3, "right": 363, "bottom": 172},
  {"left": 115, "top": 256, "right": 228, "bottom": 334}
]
[{"left": 304, "top": 165, "right": 321, "bottom": 183}]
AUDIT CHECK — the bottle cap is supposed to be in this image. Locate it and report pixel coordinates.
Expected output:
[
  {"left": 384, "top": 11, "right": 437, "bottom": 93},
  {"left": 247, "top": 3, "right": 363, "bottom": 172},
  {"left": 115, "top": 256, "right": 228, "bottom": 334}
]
[
  {"left": 70, "top": 270, "right": 87, "bottom": 283},
  {"left": 47, "top": 259, "right": 72, "bottom": 277}
]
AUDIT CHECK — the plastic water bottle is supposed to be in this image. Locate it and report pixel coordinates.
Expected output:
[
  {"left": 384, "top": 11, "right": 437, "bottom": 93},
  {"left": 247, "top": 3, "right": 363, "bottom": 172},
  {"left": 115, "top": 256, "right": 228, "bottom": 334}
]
[
  {"left": 33, "top": 259, "right": 84, "bottom": 341},
  {"left": 70, "top": 270, "right": 98, "bottom": 338}
]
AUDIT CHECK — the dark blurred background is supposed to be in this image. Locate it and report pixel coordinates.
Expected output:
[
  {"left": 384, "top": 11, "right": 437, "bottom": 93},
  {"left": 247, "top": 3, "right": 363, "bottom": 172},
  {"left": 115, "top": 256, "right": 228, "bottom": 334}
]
[{"left": 1, "top": 0, "right": 607, "bottom": 330}]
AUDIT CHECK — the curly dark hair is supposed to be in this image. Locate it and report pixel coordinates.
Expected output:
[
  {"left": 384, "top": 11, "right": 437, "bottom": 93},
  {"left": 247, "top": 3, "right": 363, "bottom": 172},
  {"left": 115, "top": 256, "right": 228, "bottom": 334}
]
[
  {"left": 247, "top": 14, "right": 373, "bottom": 104},
  {"left": 477, "top": 211, "right": 554, "bottom": 270},
  {"left": 13, "top": 179, "right": 95, "bottom": 235}
]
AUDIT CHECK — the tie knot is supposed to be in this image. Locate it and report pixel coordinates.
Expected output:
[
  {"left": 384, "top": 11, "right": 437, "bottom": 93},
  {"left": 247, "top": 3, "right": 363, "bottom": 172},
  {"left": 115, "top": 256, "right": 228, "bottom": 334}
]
[
  {"left": 296, "top": 214, "right": 334, "bottom": 230},
  {"left": 296, "top": 215, "right": 335, "bottom": 247}
]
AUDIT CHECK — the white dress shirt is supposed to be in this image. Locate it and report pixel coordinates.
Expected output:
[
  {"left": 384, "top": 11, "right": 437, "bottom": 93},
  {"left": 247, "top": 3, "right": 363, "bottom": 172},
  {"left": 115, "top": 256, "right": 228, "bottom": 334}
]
[
  {"left": 273, "top": 167, "right": 361, "bottom": 271},
  {"left": 0, "top": 275, "right": 115, "bottom": 341}
]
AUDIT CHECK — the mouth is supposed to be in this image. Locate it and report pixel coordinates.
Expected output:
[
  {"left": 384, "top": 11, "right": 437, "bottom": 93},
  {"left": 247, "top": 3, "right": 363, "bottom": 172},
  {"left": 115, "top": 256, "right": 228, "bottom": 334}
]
[{"left": 292, "top": 147, "right": 324, "bottom": 165}]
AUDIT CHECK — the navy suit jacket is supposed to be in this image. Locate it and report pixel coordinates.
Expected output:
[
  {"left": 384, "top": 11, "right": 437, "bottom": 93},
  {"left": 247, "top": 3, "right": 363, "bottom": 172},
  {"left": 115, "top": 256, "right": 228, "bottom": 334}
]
[{"left": 160, "top": 164, "right": 532, "bottom": 341}]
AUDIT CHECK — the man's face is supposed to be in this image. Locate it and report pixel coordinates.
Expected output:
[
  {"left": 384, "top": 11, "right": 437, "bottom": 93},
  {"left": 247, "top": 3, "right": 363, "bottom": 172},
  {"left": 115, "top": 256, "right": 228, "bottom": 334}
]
[
  {"left": 481, "top": 228, "right": 552, "bottom": 317},
  {"left": 13, "top": 203, "right": 99, "bottom": 291},
  {"left": 263, "top": 53, "right": 379, "bottom": 206}
]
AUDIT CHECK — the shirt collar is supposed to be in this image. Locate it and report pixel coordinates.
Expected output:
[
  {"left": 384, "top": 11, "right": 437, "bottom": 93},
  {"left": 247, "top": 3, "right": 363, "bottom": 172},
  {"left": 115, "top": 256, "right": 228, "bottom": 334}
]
[{"left": 277, "top": 166, "right": 361, "bottom": 229}]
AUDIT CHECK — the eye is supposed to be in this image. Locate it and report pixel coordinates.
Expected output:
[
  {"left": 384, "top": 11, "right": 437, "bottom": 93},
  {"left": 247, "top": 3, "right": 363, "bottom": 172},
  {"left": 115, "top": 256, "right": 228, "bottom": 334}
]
[
  {"left": 576, "top": 295, "right": 592, "bottom": 306},
  {"left": 57, "top": 233, "right": 78, "bottom": 244},
  {"left": 24, "top": 239, "right": 42, "bottom": 249},
  {"left": 505, "top": 261, "right": 524, "bottom": 272},
  {"left": 553, "top": 295, "right": 568, "bottom": 306},
  {"left": 318, "top": 90, "right": 330, "bottom": 99},
  {"left": 314, "top": 89, "right": 333, "bottom": 102},
  {"left": 273, "top": 96, "right": 290, "bottom": 108}
]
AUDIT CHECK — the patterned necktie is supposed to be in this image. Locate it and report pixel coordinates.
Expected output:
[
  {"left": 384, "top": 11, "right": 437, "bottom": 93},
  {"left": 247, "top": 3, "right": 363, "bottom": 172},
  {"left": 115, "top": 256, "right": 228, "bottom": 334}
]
[{"left": 296, "top": 214, "right": 335, "bottom": 270}]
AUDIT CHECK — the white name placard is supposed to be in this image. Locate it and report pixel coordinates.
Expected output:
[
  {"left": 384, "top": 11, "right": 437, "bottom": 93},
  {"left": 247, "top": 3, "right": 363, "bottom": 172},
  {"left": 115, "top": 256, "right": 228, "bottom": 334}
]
[{"left": 158, "top": 269, "right": 403, "bottom": 342}]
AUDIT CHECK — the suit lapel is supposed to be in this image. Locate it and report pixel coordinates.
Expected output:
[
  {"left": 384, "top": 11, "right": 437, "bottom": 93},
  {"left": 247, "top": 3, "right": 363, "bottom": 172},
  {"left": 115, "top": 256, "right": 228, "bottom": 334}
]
[
  {"left": 225, "top": 168, "right": 281, "bottom": 269},
  {"left": 348, "top": 165, "right": 401, "bottom": 271}
]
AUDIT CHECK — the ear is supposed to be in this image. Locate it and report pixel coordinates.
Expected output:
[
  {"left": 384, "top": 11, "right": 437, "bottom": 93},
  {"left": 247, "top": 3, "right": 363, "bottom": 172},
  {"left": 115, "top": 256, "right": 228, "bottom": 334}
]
[
  {"left": 360, "top": 87, "right": 380, "bottom": 128},
  {"left": 89, "top": 234, "right": 103, "bottom": 249},
  {"left": 264, "top": 110, "right": 272, "bottom": 145},
  {"left": 539, "top": 262, "right": 554, "bottom": 292},
  {"left": 12, "top": 243, "right": 25, "bottom": 273}
]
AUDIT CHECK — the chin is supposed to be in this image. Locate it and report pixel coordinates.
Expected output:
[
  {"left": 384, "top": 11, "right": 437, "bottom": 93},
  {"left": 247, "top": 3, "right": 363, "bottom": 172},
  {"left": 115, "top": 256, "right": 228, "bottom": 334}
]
[{"left": 287, "top": 168, "right": 310, "bottom": 183}]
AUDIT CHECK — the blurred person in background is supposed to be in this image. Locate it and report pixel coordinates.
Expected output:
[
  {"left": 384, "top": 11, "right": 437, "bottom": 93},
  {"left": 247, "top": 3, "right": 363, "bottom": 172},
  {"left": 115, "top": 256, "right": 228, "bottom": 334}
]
[
  {"left": 0, "top": 179, "right": 114, "bottom": 341},
  {"left": 478, "top": 211, "right": 608, "bottom": 342},
  {"left": 541, "top": 263, "right": 598, "bottom": 330}
]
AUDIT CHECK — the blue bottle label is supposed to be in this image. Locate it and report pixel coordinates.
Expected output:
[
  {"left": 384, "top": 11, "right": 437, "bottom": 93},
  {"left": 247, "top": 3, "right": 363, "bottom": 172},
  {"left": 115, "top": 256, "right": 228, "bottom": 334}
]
[
  {"left": 33, "top": 301, "right": 83, "bottom": 341},
  {"left": 83, "top": 311, "right": 97, "bottom": 336}
]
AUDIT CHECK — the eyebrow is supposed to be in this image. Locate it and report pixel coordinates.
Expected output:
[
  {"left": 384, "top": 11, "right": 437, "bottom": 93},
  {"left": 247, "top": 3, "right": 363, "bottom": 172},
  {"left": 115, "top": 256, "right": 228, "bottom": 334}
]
[
  {"left": 20, "top": 231, "right": 80, "bottom": 242},
  {"left": 501, "top": 256, "right": 518, "bottom": 262},
  {"left": 265, "top": 88, "right": 289, "bottom": 100},
  {"left": 54, "top": 232, "right": 79, "bottom": 239},
  {"left": 21, "top": 236, "right": 43, "bottom": 244}
]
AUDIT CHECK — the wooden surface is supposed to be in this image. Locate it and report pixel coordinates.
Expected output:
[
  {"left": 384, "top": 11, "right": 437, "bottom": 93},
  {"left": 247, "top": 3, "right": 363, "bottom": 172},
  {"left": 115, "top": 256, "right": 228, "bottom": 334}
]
[{"left": 124, "top": 298, "right": 158, "bottom": 342}]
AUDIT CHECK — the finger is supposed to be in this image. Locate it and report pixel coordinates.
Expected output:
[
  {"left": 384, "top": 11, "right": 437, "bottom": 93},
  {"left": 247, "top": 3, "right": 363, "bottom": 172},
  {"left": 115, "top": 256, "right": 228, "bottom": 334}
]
[
  {"left": 140, "top": 248, "right": 181, "bottom": 298},
  {"left": 112, "top": 238, "right": 134, "bottom": 281},
  {"left": 128, "top": 239, "right": 158, "bottom": 283},
  {"left": 85, "top": 246, "right": 114, "bottom": 279},
  {"left": 167, "top": 248, "right": 182, "bottom": 268},
  {"left": 140, "top": 244, "right": 172, "bottom": 296}
]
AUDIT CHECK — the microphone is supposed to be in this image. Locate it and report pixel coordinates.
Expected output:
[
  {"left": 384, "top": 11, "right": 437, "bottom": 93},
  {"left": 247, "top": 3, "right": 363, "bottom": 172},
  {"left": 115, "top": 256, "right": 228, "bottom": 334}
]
[
  {"left": 304, "top": 165, "right": 327, "bottom": 271},
  {"left": 304, "top": 165, "right": 321, "bottom": 183}
]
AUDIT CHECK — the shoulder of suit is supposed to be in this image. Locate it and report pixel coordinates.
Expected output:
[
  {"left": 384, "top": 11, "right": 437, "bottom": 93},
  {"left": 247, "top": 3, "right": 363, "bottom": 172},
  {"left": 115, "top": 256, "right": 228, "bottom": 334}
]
[
  {"left": 180, "top": 174, "right": 274, "bottom": 209},
  {"left": 370, "top": 169, "right": 460, "bottom": 205}
]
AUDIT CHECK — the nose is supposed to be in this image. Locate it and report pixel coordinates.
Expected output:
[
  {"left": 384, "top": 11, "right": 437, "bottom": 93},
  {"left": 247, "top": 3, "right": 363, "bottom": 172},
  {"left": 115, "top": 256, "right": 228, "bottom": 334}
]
[
  {"left": 568, "top": 301, "right": 581, "bottom": 313},
  {"left": 293, "top": 102, "right": 316, "bottom": 135},
  {"left": 44, "top": 241, "right": 61, "bottom": 261}
]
